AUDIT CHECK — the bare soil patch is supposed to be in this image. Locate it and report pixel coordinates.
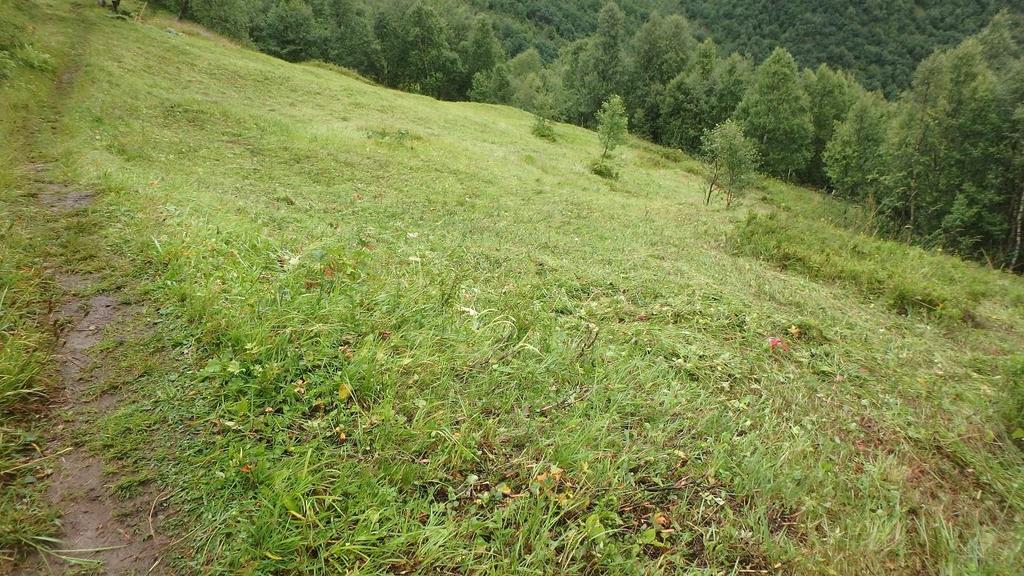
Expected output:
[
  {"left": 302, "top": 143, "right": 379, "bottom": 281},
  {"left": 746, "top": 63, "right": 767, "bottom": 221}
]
[{"left": 10, "top": 168, "right": 170, "bottom": 576}]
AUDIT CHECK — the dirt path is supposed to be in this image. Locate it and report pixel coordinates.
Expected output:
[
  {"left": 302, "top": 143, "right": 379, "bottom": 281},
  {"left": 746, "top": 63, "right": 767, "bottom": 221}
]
[
  {"left": 10, "top": 172, "right": 171, "bottom": 575},
  {"left": 4, "top": 5, "right": 173, "bottom": 574}
]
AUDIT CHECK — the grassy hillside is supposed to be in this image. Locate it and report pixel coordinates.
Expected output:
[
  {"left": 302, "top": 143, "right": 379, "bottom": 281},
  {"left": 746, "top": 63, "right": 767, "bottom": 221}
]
[{"left": 3, "top": 1, "right": 1024, "bottom": 574}]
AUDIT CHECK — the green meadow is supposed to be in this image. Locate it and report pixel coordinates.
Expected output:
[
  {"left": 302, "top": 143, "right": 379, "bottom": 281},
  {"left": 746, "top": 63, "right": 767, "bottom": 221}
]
[{"left": 1, "top": 1, "right": 1023, "bottom": 574}]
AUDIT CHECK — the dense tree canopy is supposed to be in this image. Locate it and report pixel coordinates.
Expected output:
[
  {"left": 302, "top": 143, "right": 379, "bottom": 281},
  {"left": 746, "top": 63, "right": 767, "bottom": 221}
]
[
  {"left": 680, "top": 0, "right": 1012, "bottom": 96},
  {"left": 156, "top": 0, "right": 1017, "bottom": 99},
  {"left": 251, "top": 0, "right": 320, "bottom": 63},
  {"left": 801, "top": 64, "right": 856, "bottom": 185},
  {"left": 561, "top": 1, "right": 627, "bottom": 124},
  {"left": 735, "top": 48, "right": 814, "bottom": 179},
  {"left": 823, "top": 91, "right": 889, "bottom": 203}
]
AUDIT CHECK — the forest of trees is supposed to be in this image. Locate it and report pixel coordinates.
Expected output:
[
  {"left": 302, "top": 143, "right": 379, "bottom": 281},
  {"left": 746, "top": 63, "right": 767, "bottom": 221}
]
[
  {"left": 680, "top": 0, "right": 1008, "bottom": 97},
  {"left": 154, "top": 0, "right": 1024, "bottom": 271}
]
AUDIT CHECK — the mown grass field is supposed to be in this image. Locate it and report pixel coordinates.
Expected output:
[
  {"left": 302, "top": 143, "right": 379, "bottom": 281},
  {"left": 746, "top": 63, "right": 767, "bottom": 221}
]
[{"left": 2, "top": 1, "right": 1024, "bottom": 574}]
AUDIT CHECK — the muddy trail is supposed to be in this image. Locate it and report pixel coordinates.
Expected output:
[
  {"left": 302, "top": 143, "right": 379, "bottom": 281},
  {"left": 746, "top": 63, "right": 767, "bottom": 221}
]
[
  {"left": 5, "top": 11, "right": 173, "bottom": 571},
  {"left": 10, "top": 175, "right": 171, "bottom": 572}
]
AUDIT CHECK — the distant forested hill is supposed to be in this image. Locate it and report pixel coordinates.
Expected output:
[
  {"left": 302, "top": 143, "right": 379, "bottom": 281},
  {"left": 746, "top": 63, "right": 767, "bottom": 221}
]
[
  {"left": 468, "top": 0, "right": 684, "bottom": 59},
  {"left": 476, "top": 0, "right": 1012, "bottom": 95},
  {"left": 680, "top": 0, "right": 1009, "bottom": 96}
]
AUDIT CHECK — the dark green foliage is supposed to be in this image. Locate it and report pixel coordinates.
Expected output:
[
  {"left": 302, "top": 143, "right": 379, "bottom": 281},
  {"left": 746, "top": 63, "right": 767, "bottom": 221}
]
[
  {"left": 457, "top": 17, "right": 505, "bottom": 98},
  {"left": 469, "top": 62, "right": 513, "bottom": 104},
  {"left": 623, "top": 13, "right": 695, "bottom": 139},
  {"left": 589, "top": 156, "right": 619, "bottom": 179},
  {"left": 316, "top": 0, "right": 380, "bottom": 73},
  {"left": 590, "top": 2, "right": 626, "bottom": 92},
  {"left": 658, "top": 40, "right": 715, "bottom": 152},
  {"left": 251, "top": 0, "right": 321, "bottom": 62},
  {"left": 713, "top": 53, "right": 753, "bottom": 125},
  {"left": 188, "top": 0, "right": 254, "bottom": 39},
  {"left": 881, "top": 31, "right": 1021, "bottom": 263},
  {"left": 680, "top": 0, "right": 1013, "bottom": 96},
  {"left": 505, "top": 49, "right": 560, "bottom": 114},
  {"left": 375, "top": 3, "right": 460, "bottom": 98},
  {"left": 659, "top": 42, "right": 751, "bottom": 154},
  {"left": 158, "top": 0, "right": 1014, "bottom": 107},
  {"left": 815, "top": 13, "right": 1024, "bottom": 268},
  {"left": 627, "top": 13, "right": 694, "bottom": 88},
  {"left": 560, "top": 2, "right": 627, "bottom": 124},
  {"left": 477, "top": 0, "right": 686, "bottom": 46},
  {"left": 801, "top": 64, "right": 856, "bottom": 185},
  {"left": 823, "top": 91, "right": 889, "bottom": 202},
  {"left": 735, "top": 48, "right": 814, "bottom": 179},
  {"left": 477, "top": 0, "right": 1008, "bottom": 99}
]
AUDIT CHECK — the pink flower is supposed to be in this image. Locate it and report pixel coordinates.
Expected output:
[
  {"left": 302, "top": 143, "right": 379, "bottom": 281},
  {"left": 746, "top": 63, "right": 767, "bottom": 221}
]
[{"left": 768, "top": 337, "right": 789, "bottom": 352}]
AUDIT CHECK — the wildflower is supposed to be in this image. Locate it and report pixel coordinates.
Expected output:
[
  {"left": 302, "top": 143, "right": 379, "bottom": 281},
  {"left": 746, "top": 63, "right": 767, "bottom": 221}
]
[{"left": 768, "top": 337, "right": 789, "bottom": 352}]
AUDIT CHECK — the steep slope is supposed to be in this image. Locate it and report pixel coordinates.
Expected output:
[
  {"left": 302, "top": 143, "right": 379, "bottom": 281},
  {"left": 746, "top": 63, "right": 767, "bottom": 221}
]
[{"left": 3, "top": 1, "right": 1023, "bottom": 574}]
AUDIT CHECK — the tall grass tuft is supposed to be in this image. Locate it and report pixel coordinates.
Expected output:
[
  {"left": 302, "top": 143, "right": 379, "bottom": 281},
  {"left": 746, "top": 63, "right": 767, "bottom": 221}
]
[{"left": 729, "top": 212, "right": 1005, "bottom": 324}]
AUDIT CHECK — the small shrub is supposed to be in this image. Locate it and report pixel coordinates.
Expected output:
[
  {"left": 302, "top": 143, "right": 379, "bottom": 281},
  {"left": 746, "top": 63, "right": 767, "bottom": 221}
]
[
  {"left": 596, "top": 95, "right": 628, "bottom": 159},
  {"left": 650, "top": 145, "right": 686, "bottom": 164},
  {"left": 701, "top": 119, "right": 759, "bottom": 207},
  {"left": 884, "top": 283, "right": 946, "bottom": 317},
  {"left": 591, "top": 95, "right": 628, "bottom": 179},
  {"left": 531, "top": 115, "right": 555, "bottom": 141},
  {"left": 365, "top": 127, "right": 418, "bottom": 146},
  {"left": 590, "top": 157, "right": 619, "bottom": 180},
  {"left": 13, "top": 44, "right": 53, "bottom": 72}
]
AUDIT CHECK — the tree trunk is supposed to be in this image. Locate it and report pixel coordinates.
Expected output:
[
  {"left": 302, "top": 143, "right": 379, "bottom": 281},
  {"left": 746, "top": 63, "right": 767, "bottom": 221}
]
[
  {"left": 865, "top": 191, "right": 877, "bottom": 235},
  {"left": 705, "top": 165, "right": 719, "bottom": 206},
  {"left": 1011, "top": 182, "right": 1024, "bottom": 272}
]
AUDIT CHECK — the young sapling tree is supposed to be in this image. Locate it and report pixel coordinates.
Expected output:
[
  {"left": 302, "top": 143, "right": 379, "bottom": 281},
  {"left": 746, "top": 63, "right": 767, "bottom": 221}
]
[
  {"left": 591, "top": 94, "right": 628, "bottom": 178},
  {"left": 702, "top": 119, "right": 759, "bottom": 207}
]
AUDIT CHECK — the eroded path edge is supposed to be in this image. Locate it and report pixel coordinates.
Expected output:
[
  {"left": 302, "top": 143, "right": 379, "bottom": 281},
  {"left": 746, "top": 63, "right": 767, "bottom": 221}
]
[{"left": 11, "top": 9, "right": 173, "bottom": 574}]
